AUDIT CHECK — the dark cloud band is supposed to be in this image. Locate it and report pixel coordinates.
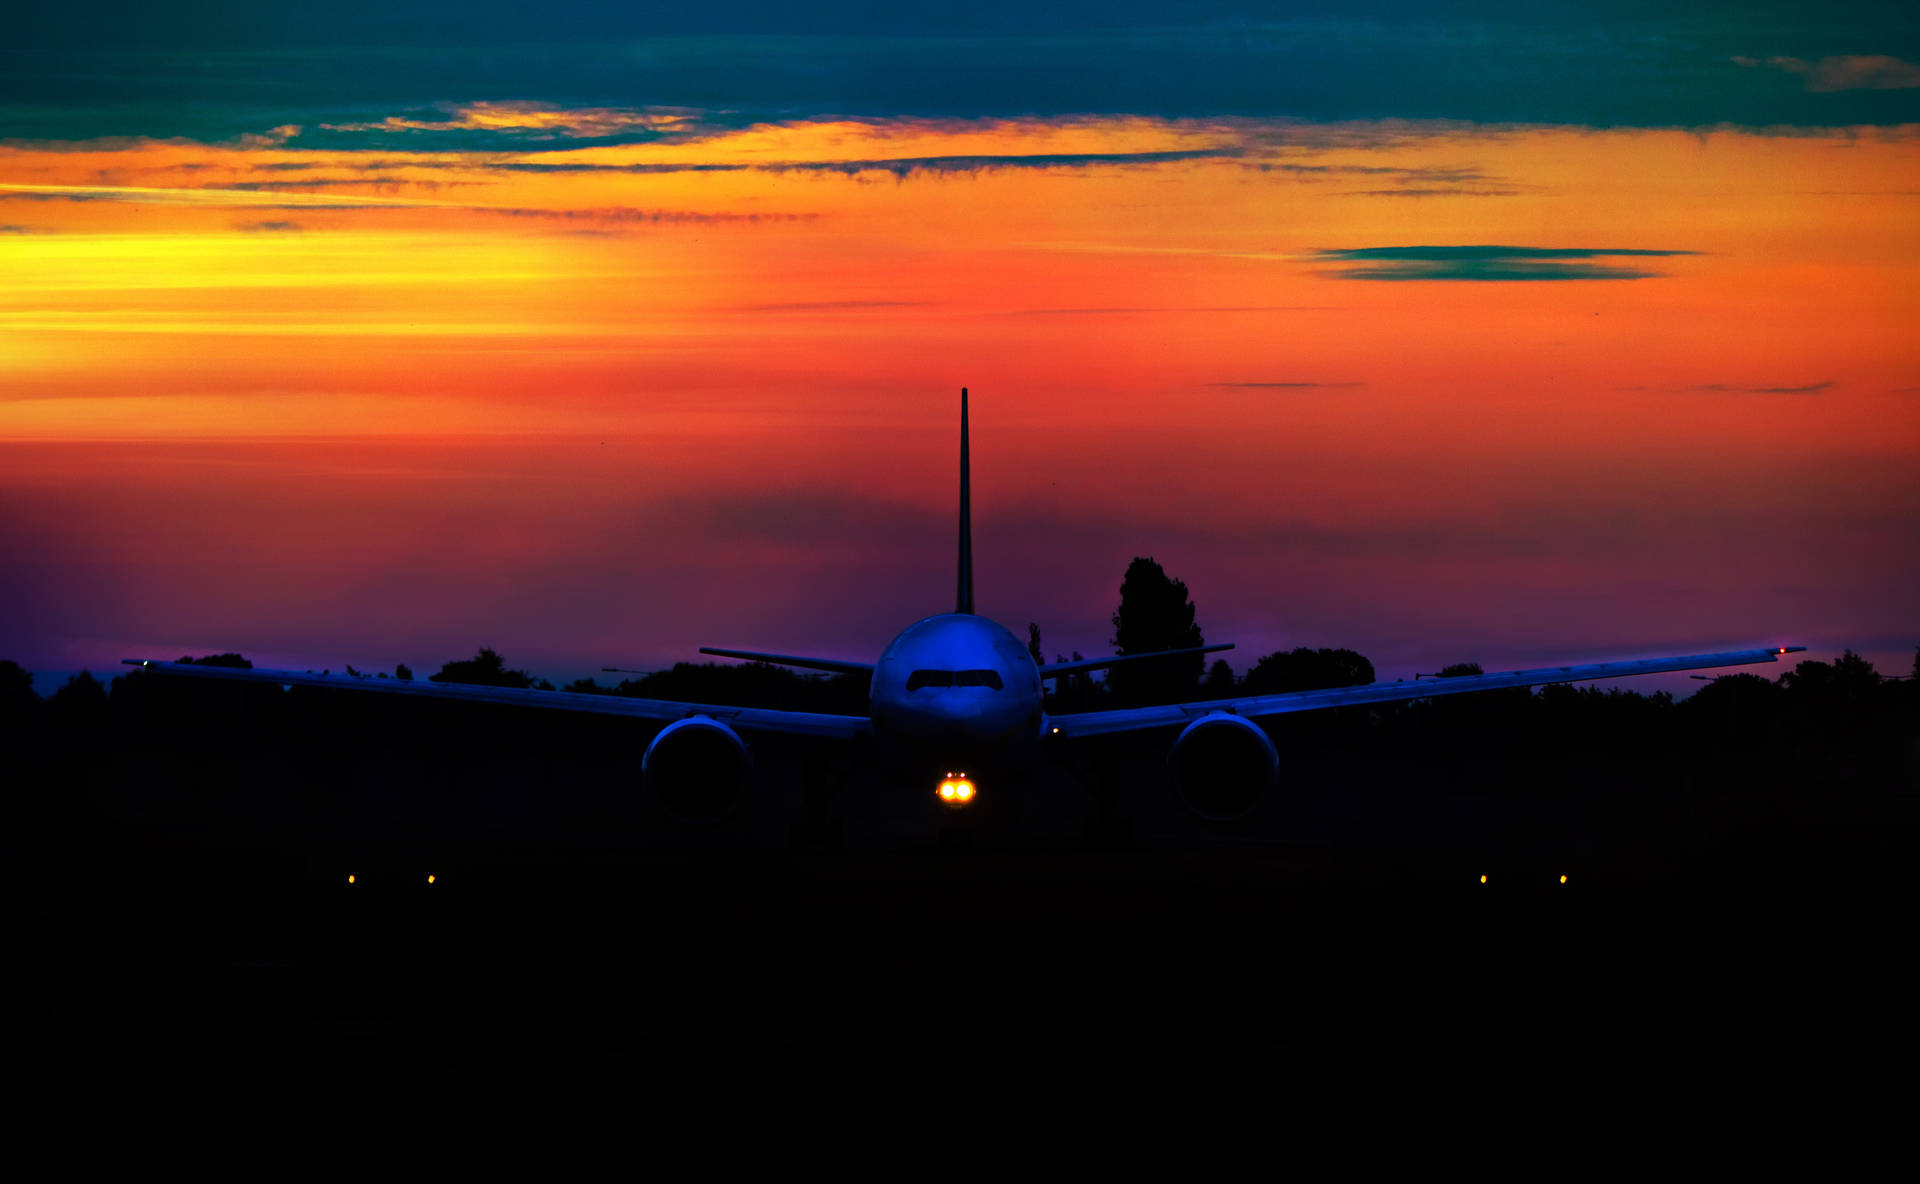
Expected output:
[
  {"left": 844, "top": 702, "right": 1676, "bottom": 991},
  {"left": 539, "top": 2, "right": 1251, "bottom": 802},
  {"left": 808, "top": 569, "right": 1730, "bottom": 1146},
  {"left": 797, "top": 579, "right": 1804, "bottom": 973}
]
[
  {"left": 9, "top": 6, "right": 1918, "bottom": 142},
  {"left": 1316, "top": 245, "right": 1697, "bottom": 281}
]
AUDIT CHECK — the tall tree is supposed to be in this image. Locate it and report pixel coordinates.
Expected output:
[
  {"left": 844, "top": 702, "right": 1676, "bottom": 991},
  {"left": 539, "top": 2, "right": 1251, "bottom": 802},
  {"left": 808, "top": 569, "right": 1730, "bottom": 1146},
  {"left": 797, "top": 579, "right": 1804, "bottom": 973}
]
[
  {"left": 1027, "top": 623, "right": 1044, "bottom": 667},
  {"left": 1107, "top": 556, "right": 1204, "bottom": 705}
]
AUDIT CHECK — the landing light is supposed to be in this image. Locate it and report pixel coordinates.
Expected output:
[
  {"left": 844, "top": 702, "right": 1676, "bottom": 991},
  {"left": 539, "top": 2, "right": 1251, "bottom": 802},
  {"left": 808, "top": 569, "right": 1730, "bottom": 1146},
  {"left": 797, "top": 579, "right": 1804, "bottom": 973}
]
[{"left": 938, "top": 775, "right": 976, "bottom": 807}]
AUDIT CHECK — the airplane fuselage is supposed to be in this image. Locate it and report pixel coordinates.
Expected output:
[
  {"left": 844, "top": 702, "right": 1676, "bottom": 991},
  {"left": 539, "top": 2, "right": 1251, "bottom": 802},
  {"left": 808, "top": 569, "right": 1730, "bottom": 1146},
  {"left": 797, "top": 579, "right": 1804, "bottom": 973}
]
[{"left": 869, "top": 613, "right": 1044, "bottom": 770}]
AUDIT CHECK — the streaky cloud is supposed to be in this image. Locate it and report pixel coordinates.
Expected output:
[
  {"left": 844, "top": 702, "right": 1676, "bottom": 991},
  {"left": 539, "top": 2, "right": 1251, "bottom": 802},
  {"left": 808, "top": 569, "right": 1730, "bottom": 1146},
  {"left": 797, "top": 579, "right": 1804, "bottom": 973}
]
[
  {"left": 1682, "top": 381, "right": 1836, "bottom": 395},
  {"left": 486, "top": 206, "right": 816, "bottom": 225},
  {"left": 495, "top": 146, "right": 1239, "bottom": 179},
  {"left": 1001, "top": 305, "right": 1336, "bottom": 316},
  {"left": 319, "top": 101, "right": 712, "bottom": 140},
  {"left": 0, "top": 182, "right": 820, "bottom": 227},
  {"left": 1320, "top": 246, "right": 1696, "bottom": 261},
  {"left": 0, "top": 191, "right": 114, "bottom": 203},
  {"left": 1316, "top": 244, "right": 1696, "bottom": 282},
  {"left": 1210, "top": 381, "right": 1364, "bottom": 389},
  {"left": 731, "top": 300, "right": 930, "bottom": 312},
  {"left": 1734, "top": 55, "right": 1920, "bottom": 93},
  {"left": 1342, "top": 187, "right": 1523, "bottom": 198},
  {"left": 223, "top": 178, "right": 420, "bottom": 190},
  {"left": 0, "top": 182, "right": 434, "bottom": 209},
  {"left": 1325, "top": 261, "right": 1667, "bottom": 281}
]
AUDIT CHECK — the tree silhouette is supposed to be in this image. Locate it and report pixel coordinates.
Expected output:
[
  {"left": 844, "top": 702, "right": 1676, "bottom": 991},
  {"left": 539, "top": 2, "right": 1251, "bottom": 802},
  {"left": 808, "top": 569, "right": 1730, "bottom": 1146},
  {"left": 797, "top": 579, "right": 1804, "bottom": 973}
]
[
  {"left": 1241, "top": 647, "right": 1375, "bottom": 695},
  {"left": 430, "top": 648, "right": 543, "bottom": 689},
  {"left": 179, "top": 653, "right": 252, "bottom": 669},
  {"left": 48, "top": 670, "right": 108, "bottom": 723},
  {"left": 1107, "top": 557, "right": 1205, "bottom": 705},
  {"left": 614, "top": 661, "right": 865, "bottom": 713},
  {"left": 0, "top": 660, "right": 37, "bottom": 706},
  {"left": 1682, "top": 672, "right": 1781, "bottom": 745},
  {"left": 1205, "top": 658, "right": 1236, "bottom": 696},
  {"left": 1781, "top": 651, "right": 1881, "bottom": 707},
  {"left": 1027, "top": 623, "right": 1044, "bottom": 667},
  {"left": 0, "top": 660, "right": 40, "bottom": 731}
]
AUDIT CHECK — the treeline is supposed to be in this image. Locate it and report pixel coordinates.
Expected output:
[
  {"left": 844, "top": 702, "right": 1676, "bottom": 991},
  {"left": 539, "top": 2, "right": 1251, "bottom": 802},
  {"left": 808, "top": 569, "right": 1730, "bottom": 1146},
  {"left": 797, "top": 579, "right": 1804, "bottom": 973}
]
[
  {"left": 5, "top": 639, "right": 1913, "bottom": 772},
  {"left": 4, "top": 549, "right": 1915, "bottom": 750}
]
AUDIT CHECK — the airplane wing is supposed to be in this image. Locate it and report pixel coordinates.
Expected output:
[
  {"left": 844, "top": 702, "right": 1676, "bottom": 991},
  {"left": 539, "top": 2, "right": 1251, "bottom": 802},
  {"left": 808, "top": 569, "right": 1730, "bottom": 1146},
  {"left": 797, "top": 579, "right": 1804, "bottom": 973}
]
[
  {"left": 1046, "top": 647, "right": 1803, "bottom": 739},
  {"left": 1038, "top": 644, "right": 1234, "bottom": 680},
  {"left": 121, "top": 659, "right": 871, "bottom": 740},
  {"left": 696, "top": 648, "right": 874, "bottom": 676}
]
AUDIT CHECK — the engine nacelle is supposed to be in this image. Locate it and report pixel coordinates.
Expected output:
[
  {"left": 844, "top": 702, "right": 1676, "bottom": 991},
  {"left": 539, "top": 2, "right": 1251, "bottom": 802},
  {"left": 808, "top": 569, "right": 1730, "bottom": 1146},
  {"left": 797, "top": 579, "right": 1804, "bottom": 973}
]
[
  {"left": 642, "top": 716, "right": 752, "bottom": 825},
  {"left": 1167, "top": 711, "right": 1279, "bottom": 822}
]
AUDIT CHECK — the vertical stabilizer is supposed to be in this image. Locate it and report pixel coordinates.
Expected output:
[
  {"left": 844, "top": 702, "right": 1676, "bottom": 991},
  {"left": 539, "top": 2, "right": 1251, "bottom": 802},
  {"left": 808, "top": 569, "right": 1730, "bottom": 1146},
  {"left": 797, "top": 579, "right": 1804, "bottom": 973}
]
[{"left": 957, "top": 387, "right": 973, "bottom": 614}]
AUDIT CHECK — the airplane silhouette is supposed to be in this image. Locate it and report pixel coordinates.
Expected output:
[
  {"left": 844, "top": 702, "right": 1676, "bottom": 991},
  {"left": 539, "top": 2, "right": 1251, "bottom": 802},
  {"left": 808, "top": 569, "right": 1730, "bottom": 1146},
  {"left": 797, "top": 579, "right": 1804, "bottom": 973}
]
[{"left": 128, "top": 388, "right": 1802, "bottom": 824}]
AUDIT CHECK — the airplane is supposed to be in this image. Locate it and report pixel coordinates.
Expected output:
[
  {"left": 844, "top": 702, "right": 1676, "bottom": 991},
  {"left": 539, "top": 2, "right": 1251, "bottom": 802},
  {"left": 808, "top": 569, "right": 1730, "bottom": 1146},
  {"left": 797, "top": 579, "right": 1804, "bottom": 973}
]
[{"left": 126, "top": 388, "right": 1803, "bottom": 828}]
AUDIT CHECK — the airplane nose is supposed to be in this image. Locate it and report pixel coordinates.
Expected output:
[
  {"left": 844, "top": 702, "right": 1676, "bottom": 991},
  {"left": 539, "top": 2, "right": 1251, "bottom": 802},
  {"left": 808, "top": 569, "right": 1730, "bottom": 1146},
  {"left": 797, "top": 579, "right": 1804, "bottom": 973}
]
[
  {"left": 932, "top": 694, "right": 985, "bottom": 721},
  {"left": 890, "top": 692, "right": 988, "bottom": 746}
]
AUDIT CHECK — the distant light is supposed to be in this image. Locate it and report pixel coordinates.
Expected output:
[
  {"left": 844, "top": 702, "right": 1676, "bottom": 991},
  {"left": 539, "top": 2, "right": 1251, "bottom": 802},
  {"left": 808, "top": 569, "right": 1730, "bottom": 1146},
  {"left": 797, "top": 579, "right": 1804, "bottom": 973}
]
[
  {"left": 1050, "top": 727, "right": 1060, "bottom": 734},
  {"left": 956, "top": 783, "right": 975, "bottom": 802},
  {"left": 939, "top": 783, "right": 956, "bottom": 801},
  {"left": 937, "top": 777, "right": 976, "bottom": 807},
  {"left": 1559, "top": 874, "right": 1568, "bottom": 884},
  {"left": 347, "top": 874, "right": 355, "bottom": 885},
  {"left": 427, "top": 874, "right": 436, "bottom": 884},
  {"left": 1479, "top": 874, "right": 1487, "bottom": 883}
]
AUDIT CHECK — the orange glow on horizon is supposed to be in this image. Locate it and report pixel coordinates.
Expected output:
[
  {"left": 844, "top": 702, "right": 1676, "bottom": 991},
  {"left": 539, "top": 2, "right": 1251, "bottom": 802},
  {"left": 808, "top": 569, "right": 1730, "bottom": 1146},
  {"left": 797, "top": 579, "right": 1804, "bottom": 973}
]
[
  {"left": 3, "top": 116, "right": 1914, "bottom": 685},
  {"left": 4, "top": 119, "right": 1914, "bottom": 447}
]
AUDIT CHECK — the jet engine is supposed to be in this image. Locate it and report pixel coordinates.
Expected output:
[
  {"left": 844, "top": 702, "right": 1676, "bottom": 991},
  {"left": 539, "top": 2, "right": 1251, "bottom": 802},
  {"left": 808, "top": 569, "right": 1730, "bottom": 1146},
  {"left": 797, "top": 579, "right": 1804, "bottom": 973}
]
[
  {"left": 1166, "top": 711, "right": 1279, "bottom": 822},
  {"left": 642, "top": 716, "right": 752, "bottom": 824}
]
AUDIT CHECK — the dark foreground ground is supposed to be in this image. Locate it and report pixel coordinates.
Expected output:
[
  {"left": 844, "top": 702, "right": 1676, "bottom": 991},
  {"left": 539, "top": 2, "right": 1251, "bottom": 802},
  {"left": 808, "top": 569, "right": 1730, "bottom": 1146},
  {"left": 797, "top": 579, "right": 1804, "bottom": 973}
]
[
  {"left": 14, "top": 669, "right": 1917, "bottom": 1051},
  {"left": 28, "top": 742, "right": 1915, "bottom": 964}
]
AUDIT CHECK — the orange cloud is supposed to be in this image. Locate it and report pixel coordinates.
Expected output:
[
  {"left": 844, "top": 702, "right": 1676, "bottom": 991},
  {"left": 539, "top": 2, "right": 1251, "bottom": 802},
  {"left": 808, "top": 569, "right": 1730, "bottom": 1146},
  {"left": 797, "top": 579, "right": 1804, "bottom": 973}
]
[{"left": 320, "top": 102, "right": 707, "bottom": 139}]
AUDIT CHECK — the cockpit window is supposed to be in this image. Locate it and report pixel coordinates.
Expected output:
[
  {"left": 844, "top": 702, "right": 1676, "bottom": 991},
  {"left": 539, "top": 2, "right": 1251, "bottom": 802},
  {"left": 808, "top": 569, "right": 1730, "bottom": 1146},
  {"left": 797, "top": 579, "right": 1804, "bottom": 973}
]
[{"left": 906, "top": 669, "right": 1003, "bottom": 691}]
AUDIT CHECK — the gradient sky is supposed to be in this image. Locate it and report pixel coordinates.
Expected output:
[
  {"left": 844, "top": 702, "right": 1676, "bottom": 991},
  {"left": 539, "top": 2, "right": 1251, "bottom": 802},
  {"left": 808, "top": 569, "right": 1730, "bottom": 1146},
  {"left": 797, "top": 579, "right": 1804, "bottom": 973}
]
[{"left": 4, "top": 3, "right": 1917, "bottom": 692}]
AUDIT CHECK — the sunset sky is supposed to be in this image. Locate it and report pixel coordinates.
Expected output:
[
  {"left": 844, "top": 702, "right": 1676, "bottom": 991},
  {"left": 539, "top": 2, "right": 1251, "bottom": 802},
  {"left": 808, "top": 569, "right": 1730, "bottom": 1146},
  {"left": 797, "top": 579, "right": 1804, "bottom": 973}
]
[{"left": 4, "top": 2, "right": 1916, "bottom": 692}]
